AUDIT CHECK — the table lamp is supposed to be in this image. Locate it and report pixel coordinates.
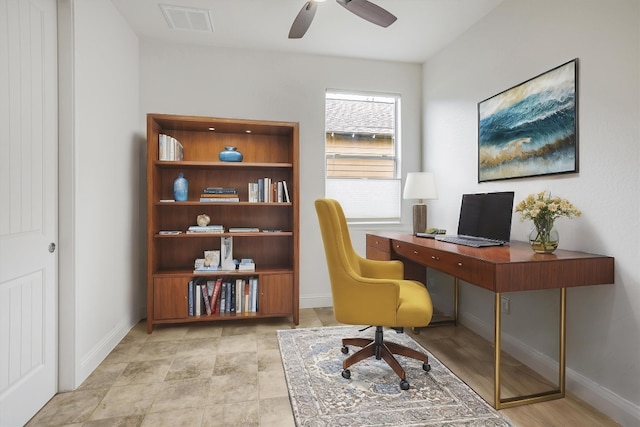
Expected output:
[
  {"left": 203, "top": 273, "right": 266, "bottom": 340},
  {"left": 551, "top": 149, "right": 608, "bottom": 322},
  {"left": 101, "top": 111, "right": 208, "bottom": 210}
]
[{"left": 403, "top": 172, "right": 438, "bottom": 235}]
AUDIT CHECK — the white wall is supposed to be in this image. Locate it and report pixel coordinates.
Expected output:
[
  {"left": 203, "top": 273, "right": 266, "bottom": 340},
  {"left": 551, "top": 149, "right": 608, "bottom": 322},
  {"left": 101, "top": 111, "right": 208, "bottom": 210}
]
[
  {"left": 58, "top": 0, "right": 141, "bottom": 389},
  {"left": 423, "top": 0, "right": 640, "bottom": 424},
  {"left": 138, "top": 42, "right": 423, "bottom": 308}
]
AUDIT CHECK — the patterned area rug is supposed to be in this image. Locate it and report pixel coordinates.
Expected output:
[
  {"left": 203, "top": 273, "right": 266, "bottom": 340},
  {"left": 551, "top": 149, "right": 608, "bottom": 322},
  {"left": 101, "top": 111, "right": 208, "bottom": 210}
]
[{"left": 277, "top": 326, "right": 513, "bottom": 427}]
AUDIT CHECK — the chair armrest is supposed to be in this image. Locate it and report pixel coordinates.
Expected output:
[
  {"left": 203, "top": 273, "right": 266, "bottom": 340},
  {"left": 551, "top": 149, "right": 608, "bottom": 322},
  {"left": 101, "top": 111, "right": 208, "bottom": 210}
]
[{"left": 357, "top": 254, "right": 404, "bottom": 280}]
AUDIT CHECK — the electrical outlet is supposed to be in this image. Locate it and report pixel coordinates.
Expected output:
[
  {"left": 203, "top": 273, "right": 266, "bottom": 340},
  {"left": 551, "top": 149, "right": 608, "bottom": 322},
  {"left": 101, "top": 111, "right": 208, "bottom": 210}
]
[{"left": 500, "top": 296, "right": 510, "bottom": 314}]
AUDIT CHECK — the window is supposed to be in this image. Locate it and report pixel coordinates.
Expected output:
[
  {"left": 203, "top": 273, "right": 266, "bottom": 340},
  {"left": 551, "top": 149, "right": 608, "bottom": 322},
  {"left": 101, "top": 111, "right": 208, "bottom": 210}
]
[{"left": 325, "top": 91, "right": 401, "bottom": 222}]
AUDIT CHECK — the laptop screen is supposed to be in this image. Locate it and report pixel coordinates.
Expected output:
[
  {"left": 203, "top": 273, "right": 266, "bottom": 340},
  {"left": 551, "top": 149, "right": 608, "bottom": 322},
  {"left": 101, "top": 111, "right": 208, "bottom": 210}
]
[{"left": 457, "top": 191, "right": 515, "bottom": 242}]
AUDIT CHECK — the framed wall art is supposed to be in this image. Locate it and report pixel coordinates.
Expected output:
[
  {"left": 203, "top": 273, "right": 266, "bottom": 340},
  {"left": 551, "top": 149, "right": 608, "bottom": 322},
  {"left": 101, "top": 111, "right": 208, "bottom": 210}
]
[{"left": 477, "top": 59, "right": 578, "bottom": 182}]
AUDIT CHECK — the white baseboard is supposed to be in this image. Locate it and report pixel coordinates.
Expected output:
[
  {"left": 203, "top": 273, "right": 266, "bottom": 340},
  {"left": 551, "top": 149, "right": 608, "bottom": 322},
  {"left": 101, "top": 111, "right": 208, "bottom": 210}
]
[
  {"left": 78, "top": 316, "right": 138, "bottom": 389},
  {"left": 460, "top": 312, "right": 640, "bottom": 427},
  {"left": 300, "top": 294, "right": 332, "bottom": 309}
]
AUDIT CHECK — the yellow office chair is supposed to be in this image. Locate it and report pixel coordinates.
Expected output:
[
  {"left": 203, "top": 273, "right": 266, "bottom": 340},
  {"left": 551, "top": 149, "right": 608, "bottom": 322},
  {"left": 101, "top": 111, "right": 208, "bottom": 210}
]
[{"left": 314, "top": 198, "right": 434, "bottom": 390}]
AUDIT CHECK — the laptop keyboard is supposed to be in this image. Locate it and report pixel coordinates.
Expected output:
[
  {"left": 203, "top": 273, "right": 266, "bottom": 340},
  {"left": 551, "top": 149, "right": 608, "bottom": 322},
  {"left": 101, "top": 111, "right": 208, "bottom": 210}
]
[{"left": 435, "top": 235, "right": 504, "bottom": 248}]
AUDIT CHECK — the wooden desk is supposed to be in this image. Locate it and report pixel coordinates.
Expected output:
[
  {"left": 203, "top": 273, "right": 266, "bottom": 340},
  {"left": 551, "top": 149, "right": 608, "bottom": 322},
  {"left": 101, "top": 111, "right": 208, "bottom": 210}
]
[{"left": 366, "top": 232, "right": 614, "bottom": 409}]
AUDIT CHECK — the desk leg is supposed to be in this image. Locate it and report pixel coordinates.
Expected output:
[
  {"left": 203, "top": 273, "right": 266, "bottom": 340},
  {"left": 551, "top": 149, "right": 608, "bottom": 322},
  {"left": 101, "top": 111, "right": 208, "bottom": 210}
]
[
  {"left": 493, "top": 288, "right": 567, "bottom": 410},
  {"left": 494, "top": 292, "right": 502, "bottom": 408}
]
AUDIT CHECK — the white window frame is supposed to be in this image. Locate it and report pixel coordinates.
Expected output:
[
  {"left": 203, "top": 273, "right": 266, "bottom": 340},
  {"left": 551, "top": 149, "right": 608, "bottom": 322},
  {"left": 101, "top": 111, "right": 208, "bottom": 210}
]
[{"left": 325, "top": 90, "right": 401, "bottom": 223}]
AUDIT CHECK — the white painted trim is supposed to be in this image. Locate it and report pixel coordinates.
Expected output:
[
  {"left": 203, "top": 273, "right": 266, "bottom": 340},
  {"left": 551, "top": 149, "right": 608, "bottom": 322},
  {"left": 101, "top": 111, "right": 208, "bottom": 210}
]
[
  {"left": 300, "top": 295, "right": 333, "bottom": 309},
  {"left": 79, "top": 320, "right": 137, "bottom": 382},
  {"left": 57, "top": 0, "right": 77, "bottom": 392}
]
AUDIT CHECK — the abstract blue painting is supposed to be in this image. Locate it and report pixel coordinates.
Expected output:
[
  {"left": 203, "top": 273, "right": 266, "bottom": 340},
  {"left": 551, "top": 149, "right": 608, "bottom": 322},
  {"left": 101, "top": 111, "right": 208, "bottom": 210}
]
[{"left": 478, "top": 59, "right": 578, "bottom": 182}]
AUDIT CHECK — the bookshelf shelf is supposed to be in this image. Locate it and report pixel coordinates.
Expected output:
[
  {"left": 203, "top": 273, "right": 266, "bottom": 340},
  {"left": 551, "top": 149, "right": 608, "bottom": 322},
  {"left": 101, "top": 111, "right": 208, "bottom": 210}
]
[
  {"left": 154, "top": 232, "right": 293, "bottom": 238},
  {"left": 146, "top": 113, "right": 299, "bottom": 333},
  {"left": 156, "top": 160, "right": 294, "bottom": 168},
  {"left": 155, "top": 201, "right": 292, "bottom": 207}
]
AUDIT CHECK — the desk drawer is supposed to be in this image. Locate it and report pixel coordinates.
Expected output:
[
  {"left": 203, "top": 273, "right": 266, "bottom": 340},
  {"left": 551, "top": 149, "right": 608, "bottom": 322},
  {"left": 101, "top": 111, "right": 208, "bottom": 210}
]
[
  {"left": 366, "top": 234, "right": 392, "bottom": 260},
  {"left": 392, "top": 240, "right": 495, "bottom": 290}
]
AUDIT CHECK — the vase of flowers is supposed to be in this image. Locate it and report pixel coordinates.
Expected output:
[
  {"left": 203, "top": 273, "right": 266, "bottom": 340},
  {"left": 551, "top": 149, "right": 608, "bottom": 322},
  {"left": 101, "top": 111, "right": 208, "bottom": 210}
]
[{"left": 515, "top": 191, "right": 581, "bottom": 254}]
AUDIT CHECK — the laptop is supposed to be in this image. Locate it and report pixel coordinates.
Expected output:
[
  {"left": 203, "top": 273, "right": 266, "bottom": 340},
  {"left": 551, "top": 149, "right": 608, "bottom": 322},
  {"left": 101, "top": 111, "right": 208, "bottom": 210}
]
[{"left": 435, "top": 191, "right": 515, "bottom": 248}]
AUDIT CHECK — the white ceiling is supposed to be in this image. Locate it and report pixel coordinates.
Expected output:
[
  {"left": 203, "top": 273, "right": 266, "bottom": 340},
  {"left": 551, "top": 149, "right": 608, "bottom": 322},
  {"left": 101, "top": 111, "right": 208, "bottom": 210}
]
[{"left": 111, "top": 0, "right": 505, "bottom": 63}]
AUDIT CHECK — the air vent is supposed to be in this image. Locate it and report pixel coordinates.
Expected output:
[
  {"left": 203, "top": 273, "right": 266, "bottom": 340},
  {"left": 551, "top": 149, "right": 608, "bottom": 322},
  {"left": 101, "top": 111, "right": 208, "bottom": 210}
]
[{"left": 160, "top": 4, "right": 214, "bottom": 32}]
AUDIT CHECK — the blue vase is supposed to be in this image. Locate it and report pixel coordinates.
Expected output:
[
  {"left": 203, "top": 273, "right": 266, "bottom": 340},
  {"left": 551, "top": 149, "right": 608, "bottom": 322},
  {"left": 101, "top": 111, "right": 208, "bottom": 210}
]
[
  {"left": 173, "top": 173, "right": 188, "bottom": 201},
  {"left": 219, "top": 146, "right": 243, "bottom": 162}
]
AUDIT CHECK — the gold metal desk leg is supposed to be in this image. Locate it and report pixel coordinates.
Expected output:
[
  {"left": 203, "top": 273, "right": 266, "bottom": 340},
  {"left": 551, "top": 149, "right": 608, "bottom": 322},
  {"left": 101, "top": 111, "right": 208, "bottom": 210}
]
[
  {"left": 493, "top": 288, "right": 567, "bottom": 410},
  {"left": 494, "top": 292, "right": 502, "bottom": 408}
]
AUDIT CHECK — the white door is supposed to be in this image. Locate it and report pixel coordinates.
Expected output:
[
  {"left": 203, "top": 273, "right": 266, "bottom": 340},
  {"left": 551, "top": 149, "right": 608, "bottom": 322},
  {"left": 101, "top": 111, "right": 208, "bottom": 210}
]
[{"left": 0, "top": 0, "right": 58, "bottom": 426}]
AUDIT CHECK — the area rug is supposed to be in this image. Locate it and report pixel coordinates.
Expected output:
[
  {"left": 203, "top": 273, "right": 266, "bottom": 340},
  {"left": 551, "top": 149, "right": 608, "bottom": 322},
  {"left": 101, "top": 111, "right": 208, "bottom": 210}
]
[{"left": 277, "top": 326, "right": 513, "bottom": 427}]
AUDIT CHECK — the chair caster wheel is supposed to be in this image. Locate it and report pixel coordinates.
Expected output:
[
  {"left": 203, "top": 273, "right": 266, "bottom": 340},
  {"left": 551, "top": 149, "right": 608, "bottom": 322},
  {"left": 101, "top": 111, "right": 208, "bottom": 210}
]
[
  {"left": 341, "top": 345, "right": 349, "bottom": 354},
  {"left": 423, "top": 363, "right": 431, "bottom": 372},
  {"left": 342, "top": 369, "right": 351, "bottom": 379},
  {"left": 400, "top": 380, "right": 410, "bottom": 390}
]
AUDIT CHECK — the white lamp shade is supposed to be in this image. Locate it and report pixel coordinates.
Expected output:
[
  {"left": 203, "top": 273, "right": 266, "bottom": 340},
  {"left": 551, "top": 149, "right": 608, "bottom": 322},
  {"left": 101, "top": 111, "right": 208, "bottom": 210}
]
[{"left": 403, "top": 172, "right": 438, "bottom": 200}]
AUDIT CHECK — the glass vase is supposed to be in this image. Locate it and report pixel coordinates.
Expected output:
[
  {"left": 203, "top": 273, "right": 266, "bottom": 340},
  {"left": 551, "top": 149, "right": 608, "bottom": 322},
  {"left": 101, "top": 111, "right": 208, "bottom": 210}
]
[
  {"left": 173, "top": 172, "right": 188, "bottom": 201},
  {"left": 528, "top": 225, "right": 559, "bottom": 254}
]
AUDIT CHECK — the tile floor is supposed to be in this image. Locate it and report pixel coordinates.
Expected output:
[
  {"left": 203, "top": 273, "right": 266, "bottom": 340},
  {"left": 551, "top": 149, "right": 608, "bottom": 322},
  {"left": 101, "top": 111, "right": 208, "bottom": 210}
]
[{"left": 27, "top": 308, "right": 337, "bottom": 427}]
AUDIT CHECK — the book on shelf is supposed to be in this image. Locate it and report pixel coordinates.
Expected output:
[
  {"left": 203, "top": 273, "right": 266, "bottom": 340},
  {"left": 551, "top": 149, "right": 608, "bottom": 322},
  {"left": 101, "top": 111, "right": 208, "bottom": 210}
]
[
  {"left": 211, "top": 278, "right": 223, "bottom": 313},
  {"left": 243, "top": 280, "right": 250, "bottom": 313},
  {"left": 258, "top": 179, "right": 265, "bottom": 203},
  {"left": 228, "top": 227, "right": 259, "bottom": 233},
  {"left": 235, "top": 279, "right": 243, "bottom": 313},
  {"left": 188, "top": 280, "right": 194, "bottom": 316},
  {"left": 248, "top": 183, "right": 259, "bottom": 203},
  {"left": 200, "top": 197, "right": 239, "bottom": 203},
  {"left": 195, "top": 283, "right": 202, "bottom": 316},
  {"left": 202, "top": 187, "right": 237, "bottom": 194},
  {"left": 250, "top": 277, "right": 258, "bottom": 312},
  {"left": 158, "top": 134, "right": 183, "bottom": 161},
  {"left": 228, "top": 282, "right": 235, "bottom": 313},
  {"left": 219, "top": 282, "right": 227, "bottom": 314},
  {"left": 202, "top": 283, "right": 212, "bottom": 315},
  {"left": 194, "top": 267, "right": 222, "bottom": 274},
  {"left": 283, "top": 181, "right": 290, "bottom": 203},
  {"left": 187, "top": 225, "right": 225, "bottom": 234},
  {"left": 200, "top": 194, "right": 239, "bottom": 199}
]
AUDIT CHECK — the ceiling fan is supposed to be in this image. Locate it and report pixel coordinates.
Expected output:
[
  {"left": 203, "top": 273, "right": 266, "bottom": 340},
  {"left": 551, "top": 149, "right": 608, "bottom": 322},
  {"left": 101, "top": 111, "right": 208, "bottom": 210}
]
[{"left": 288, "top": 0, "right": 397, "bottom": 39}]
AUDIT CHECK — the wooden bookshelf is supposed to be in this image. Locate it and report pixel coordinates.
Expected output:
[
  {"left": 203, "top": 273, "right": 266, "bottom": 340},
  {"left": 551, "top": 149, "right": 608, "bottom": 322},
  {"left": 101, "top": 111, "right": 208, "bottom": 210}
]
[{"left": 146, "top": 113, "right": 299, "bottom": 333}]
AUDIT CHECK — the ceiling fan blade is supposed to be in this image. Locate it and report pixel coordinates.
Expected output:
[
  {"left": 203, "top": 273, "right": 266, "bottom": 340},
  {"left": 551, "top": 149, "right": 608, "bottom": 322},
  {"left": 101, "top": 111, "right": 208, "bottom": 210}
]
[
  {"left": 336, "top": 0, "right": 397, "bottom": 28},
  {"left": 289, "top": 1, "right": 318, "bottom": 39}
]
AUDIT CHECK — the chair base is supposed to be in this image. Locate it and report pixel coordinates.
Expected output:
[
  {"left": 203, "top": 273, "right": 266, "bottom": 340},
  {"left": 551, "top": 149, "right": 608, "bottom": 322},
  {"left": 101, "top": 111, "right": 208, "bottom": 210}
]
[{"left": 341, "top": 326, "right": 430, "bottom": 388}]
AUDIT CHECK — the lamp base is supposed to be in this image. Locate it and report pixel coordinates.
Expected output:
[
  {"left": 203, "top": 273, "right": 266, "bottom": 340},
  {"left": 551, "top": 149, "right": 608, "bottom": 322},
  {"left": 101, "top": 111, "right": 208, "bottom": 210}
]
[{"left": 412, "top": 204, "right": 427, "bottom": 235}]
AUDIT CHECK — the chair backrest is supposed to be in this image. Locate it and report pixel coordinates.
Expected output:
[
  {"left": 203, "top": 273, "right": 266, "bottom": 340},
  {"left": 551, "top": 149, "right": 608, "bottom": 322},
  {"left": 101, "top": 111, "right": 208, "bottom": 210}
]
[
  {"left": 315, "top": 198, "right": 354, "bottom": 275},
  {"left": 315, "top": 198, "right": 391, "bottom": 322}
]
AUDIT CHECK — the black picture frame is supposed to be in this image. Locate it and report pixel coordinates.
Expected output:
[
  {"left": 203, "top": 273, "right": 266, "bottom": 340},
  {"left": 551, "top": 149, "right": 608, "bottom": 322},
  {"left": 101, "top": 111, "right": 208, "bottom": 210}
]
[{"left": 477, "top": 59, "right": 578, "bottom": 182}]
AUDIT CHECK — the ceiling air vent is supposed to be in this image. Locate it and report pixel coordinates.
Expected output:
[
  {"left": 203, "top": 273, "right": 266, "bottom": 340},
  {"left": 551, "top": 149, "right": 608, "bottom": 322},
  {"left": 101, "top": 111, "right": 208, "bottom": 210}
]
[{"left": 160, "top": 4, "right": 214, "bottom": 32}]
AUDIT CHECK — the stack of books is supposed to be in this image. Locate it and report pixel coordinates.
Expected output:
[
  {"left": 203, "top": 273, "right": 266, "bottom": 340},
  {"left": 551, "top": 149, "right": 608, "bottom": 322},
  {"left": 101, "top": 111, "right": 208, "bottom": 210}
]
[
  {"left": 187, "top": 225, "right": 224, "bottom": 234},
  {"left": 238, "top": 258, "right": 256, "bottom": 271},
  {"left": 200, "top": 187, "right": 239, "bottom": 203},
  {"left": 228, "top": 227, "right": 259, "bottom": 233}
]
